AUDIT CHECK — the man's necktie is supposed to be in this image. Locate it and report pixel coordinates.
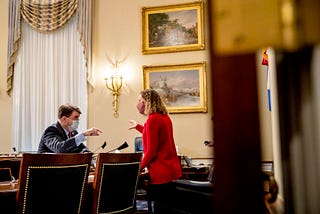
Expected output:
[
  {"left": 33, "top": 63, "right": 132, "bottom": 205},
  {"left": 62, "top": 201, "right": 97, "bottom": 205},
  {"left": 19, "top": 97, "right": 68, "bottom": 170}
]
[{"left": 68, "top": 132, "right": 72, "bottom": 138}]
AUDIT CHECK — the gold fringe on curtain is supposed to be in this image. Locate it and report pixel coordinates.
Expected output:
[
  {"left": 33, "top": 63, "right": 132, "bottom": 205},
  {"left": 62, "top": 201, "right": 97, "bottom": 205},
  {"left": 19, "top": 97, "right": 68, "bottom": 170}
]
[
  {"left": 77, "top": 0, "right": 93, "bottom": 87},
  {"left": 21, "top": 0, "right": 78, "bottom": 32},
  {"left": 7, "top": 0, "right": 22, "bottom": 95}
]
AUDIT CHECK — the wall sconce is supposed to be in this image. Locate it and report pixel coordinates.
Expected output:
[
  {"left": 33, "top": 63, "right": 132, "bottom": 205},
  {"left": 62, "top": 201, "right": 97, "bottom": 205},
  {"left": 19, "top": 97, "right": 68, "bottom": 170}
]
[{"left": 105, "top": 61, "right": 123, "bottom": 118}]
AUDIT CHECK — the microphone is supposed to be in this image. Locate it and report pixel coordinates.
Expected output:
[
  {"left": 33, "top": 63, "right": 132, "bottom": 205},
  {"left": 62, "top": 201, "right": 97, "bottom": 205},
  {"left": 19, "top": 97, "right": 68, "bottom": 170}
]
[
  {"left": 204, "top": 140, "right": 214, "bottom": 147},
  {"left": 12, "top": 147, "right": 19, "bottom": 156},
  {"left": 93, "top": 141, "right": 107, "bottom": 153},
  {"left": 107, "top": 141, "right": 129, "bottom": 153}
]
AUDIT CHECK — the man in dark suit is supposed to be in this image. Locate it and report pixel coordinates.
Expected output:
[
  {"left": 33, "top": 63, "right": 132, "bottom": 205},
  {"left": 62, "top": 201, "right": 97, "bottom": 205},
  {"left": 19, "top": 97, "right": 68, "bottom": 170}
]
[{"left": 38, "top": 103, "right": 102, "bottom": 153}]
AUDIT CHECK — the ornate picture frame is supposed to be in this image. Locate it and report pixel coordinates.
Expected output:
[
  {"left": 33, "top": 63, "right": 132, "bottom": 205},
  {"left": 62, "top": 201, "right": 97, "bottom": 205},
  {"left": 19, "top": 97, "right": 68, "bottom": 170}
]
[
  {"left": 142, "top": 1, "right": 205, "bottom": 54},
  {"left": 143, "top": 62, "right": 207, "bottom": 113}
]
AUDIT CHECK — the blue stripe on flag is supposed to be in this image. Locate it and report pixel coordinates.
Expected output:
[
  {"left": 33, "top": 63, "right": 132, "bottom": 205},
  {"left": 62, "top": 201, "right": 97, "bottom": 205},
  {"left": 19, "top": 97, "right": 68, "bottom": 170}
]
[
  {"left": 266, "top": 67, "right": 271, "bottom": 111},
  {"left": 268, "top": 89, "right": 271, "bottom": 111}
]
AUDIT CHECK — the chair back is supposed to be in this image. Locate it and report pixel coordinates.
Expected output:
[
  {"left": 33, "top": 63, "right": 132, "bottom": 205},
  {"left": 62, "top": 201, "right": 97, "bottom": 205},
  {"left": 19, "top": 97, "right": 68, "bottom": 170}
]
[
  {"left": 92, "top": 153, "right": 142, "bottom": 214},
  {"left": 134, "top": 137, "right": 143, "bottom": 152},
  {"left": 16, "top": 153, "right": 92, "bottom": 214}
]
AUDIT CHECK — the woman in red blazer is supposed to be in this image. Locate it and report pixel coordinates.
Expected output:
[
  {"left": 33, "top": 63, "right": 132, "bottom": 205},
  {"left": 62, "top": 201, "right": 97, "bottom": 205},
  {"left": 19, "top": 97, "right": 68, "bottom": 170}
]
[{"left": 129, "top": 89, "right": 182, "bottom": 213}]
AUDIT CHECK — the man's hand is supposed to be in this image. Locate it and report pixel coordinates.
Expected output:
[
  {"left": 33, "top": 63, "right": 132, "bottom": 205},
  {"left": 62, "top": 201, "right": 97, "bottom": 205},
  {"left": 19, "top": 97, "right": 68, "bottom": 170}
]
[{"left": 83, "top": 127, "right": 103, "bottom": 136}]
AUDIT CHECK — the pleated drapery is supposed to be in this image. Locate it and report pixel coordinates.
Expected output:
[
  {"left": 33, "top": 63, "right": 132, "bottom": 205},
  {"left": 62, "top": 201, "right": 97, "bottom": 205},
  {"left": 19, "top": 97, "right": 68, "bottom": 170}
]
[
  {"left": 7, "top": 0, "right": 93, "bottom": 152},
  {"left": 7, "top": 0, "right": 93, "bottom": 95},
  {"left": 7, "top": 0, "right": 22, "bottom": 96}
]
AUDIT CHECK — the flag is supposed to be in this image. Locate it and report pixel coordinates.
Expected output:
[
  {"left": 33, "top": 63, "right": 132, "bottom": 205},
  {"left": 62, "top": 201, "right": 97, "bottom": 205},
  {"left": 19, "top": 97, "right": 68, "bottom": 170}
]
[{"left": 262, "top": 48, "right": 271, "bottom": 111}]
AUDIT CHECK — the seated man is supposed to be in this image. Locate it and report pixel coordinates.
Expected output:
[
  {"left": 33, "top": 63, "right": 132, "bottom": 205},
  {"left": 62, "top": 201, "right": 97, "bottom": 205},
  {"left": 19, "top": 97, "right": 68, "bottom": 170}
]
[{"left": 38, "top": 103, "right": 102, "bottom": 153}]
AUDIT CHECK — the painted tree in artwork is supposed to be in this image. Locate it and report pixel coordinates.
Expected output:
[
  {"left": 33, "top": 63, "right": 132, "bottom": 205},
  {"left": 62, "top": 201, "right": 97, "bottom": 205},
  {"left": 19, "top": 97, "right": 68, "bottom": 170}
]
[
  {"left": 148, "top": 11, "right": 198, "bottom": 47},
  {"left": 148, "top": 13, "right": 169, "bottom": 46}
]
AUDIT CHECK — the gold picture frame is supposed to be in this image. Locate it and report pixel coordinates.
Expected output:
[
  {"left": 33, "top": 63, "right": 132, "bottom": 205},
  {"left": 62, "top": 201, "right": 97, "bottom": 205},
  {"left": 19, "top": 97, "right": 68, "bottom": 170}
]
[
  {"left": 142, "top": 1, "right": 205, "bottom": 54},
  {"left": 143, "top": 62, "right": 207, "bottom": 113}
]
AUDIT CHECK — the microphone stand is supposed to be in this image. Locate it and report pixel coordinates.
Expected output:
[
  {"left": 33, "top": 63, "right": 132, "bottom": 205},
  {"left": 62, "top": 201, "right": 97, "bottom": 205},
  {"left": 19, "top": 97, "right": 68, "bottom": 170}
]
[
  {"left": 91, "top": 142, "right": 129, "bottom": 174},
  {"left": 12, "top": 147, "right": 19, "bottom": 158},
  {"left": 91, "top": 141, "right": 107, "bottom": 170},
  {"left": 107, "top": 141, "right": 129, "bottom": 153},
  {"left": 93, "top": 141, "right": 107, "bottom": 153}
]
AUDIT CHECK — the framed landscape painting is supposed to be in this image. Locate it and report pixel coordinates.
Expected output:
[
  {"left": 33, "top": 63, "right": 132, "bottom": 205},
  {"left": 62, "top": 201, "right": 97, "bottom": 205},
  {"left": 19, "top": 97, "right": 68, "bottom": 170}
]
[
  {"left": 143, "top": 62, "right": 207, "bottom": 113},
  {"left": 142, "top": 2, "right": 205, "bottom": 54}
]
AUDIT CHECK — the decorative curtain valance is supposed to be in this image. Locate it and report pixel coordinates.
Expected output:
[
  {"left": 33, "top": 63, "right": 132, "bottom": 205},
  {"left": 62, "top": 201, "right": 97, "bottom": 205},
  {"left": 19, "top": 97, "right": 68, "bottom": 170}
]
[
  {"left": 21, "top": 0, "right": 78, "bottom": 32},
  {"left": 7, "top": 0, "right": 93, "bottom": 95}
]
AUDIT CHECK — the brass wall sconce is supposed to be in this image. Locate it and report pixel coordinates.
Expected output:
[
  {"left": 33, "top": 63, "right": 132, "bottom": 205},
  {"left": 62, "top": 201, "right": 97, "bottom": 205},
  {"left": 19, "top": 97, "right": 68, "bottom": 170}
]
[{"left": 105, "top": 61, "right": 123, "bottom": 118}]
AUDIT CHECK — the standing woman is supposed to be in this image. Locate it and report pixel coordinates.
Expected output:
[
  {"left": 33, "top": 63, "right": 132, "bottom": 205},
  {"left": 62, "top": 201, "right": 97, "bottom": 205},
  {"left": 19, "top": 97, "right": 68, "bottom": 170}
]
[{"left": 129, "top": 89, "right": 182, "bottom": 213}]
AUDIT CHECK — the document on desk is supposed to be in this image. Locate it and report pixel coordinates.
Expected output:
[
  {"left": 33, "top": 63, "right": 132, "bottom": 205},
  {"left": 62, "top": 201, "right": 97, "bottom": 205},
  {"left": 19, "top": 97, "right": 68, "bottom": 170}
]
[
  {"left": 183, "top": 156, "right": 206, "bottom": 169},
  {"left": 189, "top": 180, "right": 211, "bottom": 184}
]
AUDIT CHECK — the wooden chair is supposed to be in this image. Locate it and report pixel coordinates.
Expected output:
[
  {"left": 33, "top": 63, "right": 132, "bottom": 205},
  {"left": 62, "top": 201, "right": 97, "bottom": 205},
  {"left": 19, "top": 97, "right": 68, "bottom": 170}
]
[
  {"left": 92, "top": 153, "right": 142, "bottom": 214},
  {"left": 16, "top": 153, "right": 92, "bottom": 214}
]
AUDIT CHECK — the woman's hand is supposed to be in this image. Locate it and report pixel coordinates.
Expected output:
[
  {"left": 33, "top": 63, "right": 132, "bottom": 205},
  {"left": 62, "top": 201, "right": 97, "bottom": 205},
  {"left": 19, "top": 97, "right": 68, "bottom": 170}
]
[{"left": 128, "top": 120, "right": 137, "bottom": 130}]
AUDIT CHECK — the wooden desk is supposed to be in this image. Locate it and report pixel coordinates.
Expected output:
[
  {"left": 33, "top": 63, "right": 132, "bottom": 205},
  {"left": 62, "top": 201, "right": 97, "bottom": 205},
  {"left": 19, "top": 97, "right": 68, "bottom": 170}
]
[
  {"left": 0, "top": 181, "right": 18, "bottom": 193},
  {"left": 0, "top": 157, "right": 21, "bottom": 180},
  {"left": 181, "top": 166, "right": 210, "bottom": 181},
  {"left": 0, "top": 181, "right": 18, "bottom": 214}
]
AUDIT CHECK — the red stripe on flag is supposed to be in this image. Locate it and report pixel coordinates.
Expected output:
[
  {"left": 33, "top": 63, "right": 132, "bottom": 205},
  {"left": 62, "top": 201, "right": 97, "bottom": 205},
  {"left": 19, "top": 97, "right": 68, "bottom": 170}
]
[{"left": 262, "top": 48, "right": 268, "bottom": 66}]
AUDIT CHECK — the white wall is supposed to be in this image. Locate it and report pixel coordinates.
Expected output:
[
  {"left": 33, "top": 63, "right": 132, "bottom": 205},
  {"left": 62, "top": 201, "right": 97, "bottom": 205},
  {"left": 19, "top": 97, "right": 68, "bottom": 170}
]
[
  {"left": 87, "top": 0, "right": 213, "bottom": 157},
  {"left": 0, "top": 0, "right": 12, "bottom": 154}
]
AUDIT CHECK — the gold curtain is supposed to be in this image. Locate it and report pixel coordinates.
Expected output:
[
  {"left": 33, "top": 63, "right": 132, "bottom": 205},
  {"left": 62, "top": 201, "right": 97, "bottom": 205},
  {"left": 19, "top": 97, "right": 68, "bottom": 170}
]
[
  {"left": 7, "top": 0, "right": 93, "bottom": 95},
  {"left": 21, "top": 0, "right": 78, "bottom": 32}
]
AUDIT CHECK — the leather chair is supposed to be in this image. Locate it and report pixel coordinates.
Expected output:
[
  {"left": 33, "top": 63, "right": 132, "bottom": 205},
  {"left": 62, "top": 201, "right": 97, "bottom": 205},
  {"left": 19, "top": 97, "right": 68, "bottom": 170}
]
[
  {"left": 134, "top": 136, "right": 143, "bottom": 153},
  {"left": 16, "top": 153, "right": 92, "bottom": 214},
  {"left": 92, "top": 152, "right": 142, "bottom": 214},
  {"left": 171, "top": 163, "right": 214, "bottom": 214}
]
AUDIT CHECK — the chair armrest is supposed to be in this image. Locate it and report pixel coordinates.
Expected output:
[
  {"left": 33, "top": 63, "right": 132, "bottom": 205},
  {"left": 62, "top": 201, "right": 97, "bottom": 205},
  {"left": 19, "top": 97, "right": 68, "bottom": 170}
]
[{"left": 174, "top": 179, "right": 213, "bottom": 194}]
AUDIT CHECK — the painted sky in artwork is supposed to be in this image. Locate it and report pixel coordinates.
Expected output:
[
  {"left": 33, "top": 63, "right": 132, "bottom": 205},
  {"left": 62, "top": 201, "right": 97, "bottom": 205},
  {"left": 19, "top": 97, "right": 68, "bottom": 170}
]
[
  {"left": 150, "top": 69, "right": 199, "bottom": 90},
  {"left": 166, "top": 9, "right": 197, "bottom": 29}
]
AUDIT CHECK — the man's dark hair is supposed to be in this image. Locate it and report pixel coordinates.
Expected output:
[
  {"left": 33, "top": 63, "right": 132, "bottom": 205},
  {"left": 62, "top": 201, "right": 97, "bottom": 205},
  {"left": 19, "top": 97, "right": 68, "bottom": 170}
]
[{"left": 57, "top": 104, "right": 81, "bottom": 119}]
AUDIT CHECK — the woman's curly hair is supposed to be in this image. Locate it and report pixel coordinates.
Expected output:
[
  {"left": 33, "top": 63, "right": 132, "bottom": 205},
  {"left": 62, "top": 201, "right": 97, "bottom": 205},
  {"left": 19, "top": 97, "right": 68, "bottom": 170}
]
[{"left": 140, "top": 89, "right": 168, "bottom": 115}]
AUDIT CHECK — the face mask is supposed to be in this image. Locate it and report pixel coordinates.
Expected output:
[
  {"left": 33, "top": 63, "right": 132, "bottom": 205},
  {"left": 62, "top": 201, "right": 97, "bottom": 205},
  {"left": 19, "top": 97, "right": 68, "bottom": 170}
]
[
  {"left": 136, "top": 102, "right": 145, "bottom": 115},
  {"left": 70, "top": 120, "right": 79, "bottom": 131}
]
